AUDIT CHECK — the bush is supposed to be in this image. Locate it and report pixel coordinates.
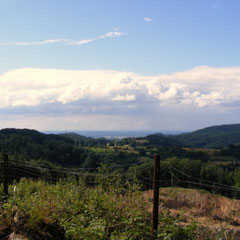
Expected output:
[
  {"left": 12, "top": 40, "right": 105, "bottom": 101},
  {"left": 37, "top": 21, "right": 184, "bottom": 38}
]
[{"left": 0, "top": 170, "right": 205, "bottom": 240}]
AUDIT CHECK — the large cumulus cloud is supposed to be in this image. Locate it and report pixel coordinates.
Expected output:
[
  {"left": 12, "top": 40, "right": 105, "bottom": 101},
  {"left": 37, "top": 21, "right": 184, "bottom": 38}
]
[
  {"left": 0, "top": 66, "right": 240, "bottom": 130},
  {"left": 1, "top": 66, "right": 240, "bottom": 109}
]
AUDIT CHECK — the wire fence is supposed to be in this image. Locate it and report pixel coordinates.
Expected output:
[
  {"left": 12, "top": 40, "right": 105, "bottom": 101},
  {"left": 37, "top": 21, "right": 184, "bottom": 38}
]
[
  {"left": 1, "top": 154, "right": 240, "bottom": 197},
  {"left": 0, "top": 154, "right": 154, "bottom": 189},
  {"left": 166, "top": 162, "right": 240, "bottom": 194}
]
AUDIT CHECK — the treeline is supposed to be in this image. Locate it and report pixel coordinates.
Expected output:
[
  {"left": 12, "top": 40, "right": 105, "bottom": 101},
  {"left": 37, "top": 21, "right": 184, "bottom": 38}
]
[
  {"left": 218, "top": 144, "right": 240, "bottom": 159},
  {"left": 0, "top": 128, "right": 140, "bottom": 170},
  {"left": 132, "top": 157, "right": 240, "bottom": 198},
  {"left": 59, "top": 132, "right": 111, "bottom": 147}
]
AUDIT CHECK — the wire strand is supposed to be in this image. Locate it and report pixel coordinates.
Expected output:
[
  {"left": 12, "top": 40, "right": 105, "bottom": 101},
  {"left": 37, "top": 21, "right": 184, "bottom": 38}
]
[{"left": 167, "top": 162, "right": 240, "bottom": 190}]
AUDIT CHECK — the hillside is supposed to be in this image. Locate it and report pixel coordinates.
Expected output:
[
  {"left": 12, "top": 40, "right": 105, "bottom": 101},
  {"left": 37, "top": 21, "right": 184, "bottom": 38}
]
[
  {"left": 59, "top": 132, "right": 92, "bottom": 142},
  {"left": 119, "top": 123, "right": 240, "bottom": 149},
  {"left": 0, "top": 128, "right": 144, "bottom": 171},
  {"left": 173, "top": 124, "right": 240, "bottom": 148},
  {"left": 0, "top": 128, "right": 85, "bottom": 166},
  {"left": 144, "top": 133, "right": 183, "bottom": 147},
  {"left": 59, "top": 132, "right": 110, "bottom": 146},
  {"left": 129, "top": 133, "right": 183, "bottom": 147},
  {"left": 0, "top": 128, "right": 74, "bottom": 145},
  {"left": 146, "top": 187, "right": 240, "bottom": 238}
]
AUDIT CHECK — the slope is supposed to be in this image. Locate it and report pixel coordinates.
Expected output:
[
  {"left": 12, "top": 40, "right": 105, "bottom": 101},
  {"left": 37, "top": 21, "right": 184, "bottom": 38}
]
[{"left": 174, "top": 124, "right": 240, "bottom": 148}]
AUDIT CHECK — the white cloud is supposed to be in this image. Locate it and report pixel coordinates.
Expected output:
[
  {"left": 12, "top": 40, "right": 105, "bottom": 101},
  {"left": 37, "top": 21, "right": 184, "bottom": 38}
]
[
  {"left": 0, "top": 30, "right": 124, "bottom": 46},
  {"left": 99, "top": 31, "right": 124, "bottom": 38},
  {"left": 1, "top": 66, "right": 240, "bottom": 130},
  {"left": 112, "top": 94, "right": 136, "bottom": 101},
  {"left": 1, "top": 39, "right": 69, "bottom": 46},
  {"left": 69, "top": 39, "right": 95, "bottom": 45},
  {"left": 1, "top": 66, "right": 240, "bottom": 109},
  {"left": 144, "top": 17, "right": 153, "bottom": 22}
]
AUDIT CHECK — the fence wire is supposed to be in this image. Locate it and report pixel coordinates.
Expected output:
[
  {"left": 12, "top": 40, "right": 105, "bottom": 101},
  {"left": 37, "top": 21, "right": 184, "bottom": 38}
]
[{"left": 1, "top": 154, "right": 240, "bottom": 196}]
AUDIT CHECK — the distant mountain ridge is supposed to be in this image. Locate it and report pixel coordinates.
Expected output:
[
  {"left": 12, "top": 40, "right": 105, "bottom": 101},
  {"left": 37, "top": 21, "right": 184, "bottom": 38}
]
[
  {"left": 172, "top": 123, "right": 240, "bottom": 148},
  {"left": 59, "top": 132, "right": 92, "bottom": 142},
  {"left": 1, "top": 124, "right": 240, "bottom": 151}
]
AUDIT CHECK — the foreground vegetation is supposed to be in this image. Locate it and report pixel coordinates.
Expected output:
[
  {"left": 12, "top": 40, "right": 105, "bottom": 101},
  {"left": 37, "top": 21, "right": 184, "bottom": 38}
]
[
  {"left": 0, "top": 175, "right": 206, "bottom": 240},
  {"left": 2, "top": 174, "right": 240, "bottom": 239}
]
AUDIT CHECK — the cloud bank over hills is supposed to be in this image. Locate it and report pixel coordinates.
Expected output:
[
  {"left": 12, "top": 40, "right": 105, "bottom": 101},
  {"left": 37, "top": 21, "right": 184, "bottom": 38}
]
[
  {"left": 0, "top": 66, "right": 240, "bottom": 130},
  {"left": 1, "top": 66, "right": 240, "bottom": 108}
]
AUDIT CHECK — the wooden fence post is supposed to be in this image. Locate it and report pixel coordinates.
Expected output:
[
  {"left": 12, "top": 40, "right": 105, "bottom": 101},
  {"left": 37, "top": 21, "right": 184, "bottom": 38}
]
[
  {"left": 151, "top": 154, "right": 160, "bottom": 240},
  {"left": 3, "top": 153, "right": 9, "bottom": 195}
]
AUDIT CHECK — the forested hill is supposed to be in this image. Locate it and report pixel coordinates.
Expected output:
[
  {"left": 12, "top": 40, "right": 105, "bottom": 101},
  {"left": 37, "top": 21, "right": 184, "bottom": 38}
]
[
  {"left": 141, "top": 133, "right": 183, "bottom": 147},
  {"left": 0, "top": 128, "right": 139, "bottom": 169},
  {"left": 173, "top": 124, "right": 240, "bottom": 148},
  {"left": 59, "top": 132, "right": 110, "bottom": 146},
  {"left": 0, "top": 128, "right": 74, "bottom": 145},
  {"left": 0, "top": 128, "right": 84, "bottom": 165},
  {"left": 59, "top": 132, "right": 92, "bottom": 142}
]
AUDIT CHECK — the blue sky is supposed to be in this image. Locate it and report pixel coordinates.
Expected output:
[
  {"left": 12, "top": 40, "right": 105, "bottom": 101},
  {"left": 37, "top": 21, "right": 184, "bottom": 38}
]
[{"left": 0, "top": 0, "right": 240, "bottom": 131}]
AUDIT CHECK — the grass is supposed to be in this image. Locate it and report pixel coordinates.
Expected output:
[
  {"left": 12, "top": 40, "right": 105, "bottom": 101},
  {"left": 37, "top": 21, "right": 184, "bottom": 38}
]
[
  {"left": 183, "top": 148, "right": 220, "bottom": 157},
  {"left": 135, "top": 140, "right": 148, "bottom": 144},
  {"left": 86, "top": 147, "right": 115, "bottom": 154},
  {"left": 107, "top": 145, "right": 139, "bottom": 154}
]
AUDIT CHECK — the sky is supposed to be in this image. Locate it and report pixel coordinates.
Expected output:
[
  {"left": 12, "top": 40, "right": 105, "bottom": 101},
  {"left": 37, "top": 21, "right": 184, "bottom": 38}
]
[{"left": 1, "top": 0, "right": 240, "bottom": 132}]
